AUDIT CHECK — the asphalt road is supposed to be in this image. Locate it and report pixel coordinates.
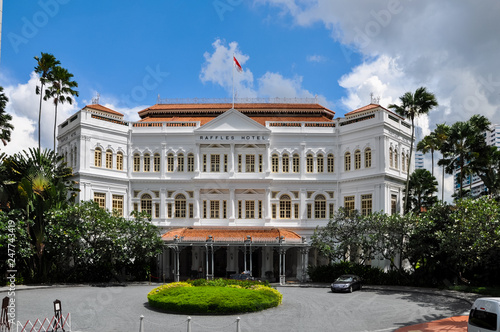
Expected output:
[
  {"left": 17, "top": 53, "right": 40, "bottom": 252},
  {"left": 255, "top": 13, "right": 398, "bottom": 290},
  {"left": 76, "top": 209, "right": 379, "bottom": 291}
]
[{"left": 6, "top": 284, "right": 473, "bottom": 332}]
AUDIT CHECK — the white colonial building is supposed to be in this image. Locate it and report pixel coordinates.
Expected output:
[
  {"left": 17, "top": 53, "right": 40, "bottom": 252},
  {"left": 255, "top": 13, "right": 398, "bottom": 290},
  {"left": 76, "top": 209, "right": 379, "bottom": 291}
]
[{"left": 57, "top": 99, "right": 412, "bottom": 282}]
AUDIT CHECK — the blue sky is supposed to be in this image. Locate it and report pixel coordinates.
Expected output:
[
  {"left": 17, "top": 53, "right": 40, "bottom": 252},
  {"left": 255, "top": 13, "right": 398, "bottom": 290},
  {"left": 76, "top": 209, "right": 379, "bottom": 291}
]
[{"left": 1, "top": 1, "right": 500, "bottom": 200}]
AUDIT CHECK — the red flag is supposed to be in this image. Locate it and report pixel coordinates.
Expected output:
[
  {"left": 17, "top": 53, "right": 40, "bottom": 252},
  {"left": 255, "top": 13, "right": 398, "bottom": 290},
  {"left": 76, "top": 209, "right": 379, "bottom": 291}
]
[{"left": 233, "top": 56, "right": 243, "bottom": 73}]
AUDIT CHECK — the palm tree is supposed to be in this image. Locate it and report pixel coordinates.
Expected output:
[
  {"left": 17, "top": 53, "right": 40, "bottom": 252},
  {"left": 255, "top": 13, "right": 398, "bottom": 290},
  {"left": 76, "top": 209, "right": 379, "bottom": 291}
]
[
  {"left": 34, "top": 52, "right": 60, "bottom": 152},
  {"left": 45, "top": 66, "right": 79, "bottom": 152},
  {"left": 2, "top": 148, "right": 77, "bottom": 280},
  {"left": 416, "top": 134, "right": 438, "bottom": 177},
  {"left": 389, "top": 87, "right": 438, "bottom": 213},
  {"left": 0, "top": 86, "right": 14, "bottom": 148},
  {"left": 432, "top": 124, "right": 449, "bottom": 201},
  {"left": 406, "top": 169, "right": 438, "bottom": 213},
  {"left": 438, "top": 115, "right": 491, "bottom": 199}
]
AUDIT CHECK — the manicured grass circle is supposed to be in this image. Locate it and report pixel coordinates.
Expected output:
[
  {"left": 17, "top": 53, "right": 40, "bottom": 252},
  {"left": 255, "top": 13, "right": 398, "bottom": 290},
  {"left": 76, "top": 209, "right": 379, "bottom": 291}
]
[{"left": 148, "top": 281, "right": 282, "bottom": 314}]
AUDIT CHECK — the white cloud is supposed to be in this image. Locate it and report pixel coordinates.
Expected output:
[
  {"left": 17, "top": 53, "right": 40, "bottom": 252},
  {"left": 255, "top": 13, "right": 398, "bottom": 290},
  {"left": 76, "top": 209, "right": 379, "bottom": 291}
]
[
  {"left": 306, "top": 55, "right": 326, "bottom": 63},
  {"left": 200, "top": 39, "right": 256, "bottom": 99},
  {"left": 200, "top": 39, "right": 327, "bottom": 105},
  {"left": 0, "top": 113, "right": 37, "bottom": 156},
  {"left": 2, "top": 72, "right": 79, "bottom": 155},
  {"left": 259, "top": 0, "right": 500, "bottom": 202}
]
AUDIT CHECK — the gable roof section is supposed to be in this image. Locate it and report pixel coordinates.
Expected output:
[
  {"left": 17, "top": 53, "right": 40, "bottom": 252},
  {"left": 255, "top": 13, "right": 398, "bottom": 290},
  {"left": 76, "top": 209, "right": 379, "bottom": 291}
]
[
  {"left": 84, "top": 104, "right": 124, "bottom": 117},
  {"left": 344, "top": 103, "right": 403, "bottom": 120},
  {"left": 195, "top": 108, "right": 270, "bottom": 133}
]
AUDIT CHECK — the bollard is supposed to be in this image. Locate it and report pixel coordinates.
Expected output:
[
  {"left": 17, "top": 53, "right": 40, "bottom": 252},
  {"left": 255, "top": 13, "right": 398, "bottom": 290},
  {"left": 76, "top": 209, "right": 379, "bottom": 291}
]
[
  {"left": 139, "top": 315, "right": 144, "bottom": 332},
  {"left": 187, "top": 316, "right": 192, "bottom": 332},
  {"left": 236, "top": 317, "right": 241, "bottom": 332}
]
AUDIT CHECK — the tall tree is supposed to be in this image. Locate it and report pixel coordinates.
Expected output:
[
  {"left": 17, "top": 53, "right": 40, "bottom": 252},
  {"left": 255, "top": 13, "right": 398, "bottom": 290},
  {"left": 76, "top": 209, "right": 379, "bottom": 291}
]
[
  {"left": 45, "top": 66, "right": 79, "bottom": 152},
  {"left": 432, "top": 124, "right": 450, "bottom": 201},
  {"left": 34, "top": 52, "right": 60, "bottom": 152},
  {"left": 2, "top": 148, "right": 77, "bottom": 281},
  {"left": 389, "top": 87, "right": 438, "bottom": 213},
  {"left": 438, "top": 115, "right": 491, "bottom": 200},
  {"left": 417, "top": 133, "right": 438, "bottom": 177},
  {"left": 406, "top": 169, "right": 438, "bottom": 213},
  {"left": 0, "top": 86, "right": 14, "bottom": 148}
]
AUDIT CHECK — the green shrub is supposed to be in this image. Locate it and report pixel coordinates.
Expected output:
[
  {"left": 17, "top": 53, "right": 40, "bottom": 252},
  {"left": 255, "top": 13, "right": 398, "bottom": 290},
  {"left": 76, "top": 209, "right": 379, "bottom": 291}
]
[{"left": 147, "top": 283, "right": 282, "bottom": 314}]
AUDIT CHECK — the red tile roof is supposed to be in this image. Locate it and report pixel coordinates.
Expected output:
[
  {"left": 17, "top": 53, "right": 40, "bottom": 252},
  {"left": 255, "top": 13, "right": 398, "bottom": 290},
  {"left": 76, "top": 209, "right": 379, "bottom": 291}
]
[
  {"left": 162, "top": 227, "right": 304, "bottom": 244},
  {"left": 138, "top": 103, "right": 334, "bottom": 120},
  {"left": 344, "top": 103, "right": 403, "bottom": 120},
  {"left": 84, "top": 104, "right": 124, "bottom": 116},
  {"left": 139, "top": 115, "right": 334, "bottom": 126}
]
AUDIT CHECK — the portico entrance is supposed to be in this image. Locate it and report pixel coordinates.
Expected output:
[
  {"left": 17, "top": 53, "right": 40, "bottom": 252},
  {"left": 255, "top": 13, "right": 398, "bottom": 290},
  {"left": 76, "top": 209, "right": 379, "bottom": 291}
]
[{"left": 160, "top": 227, "right": 309, "bottom": 284}]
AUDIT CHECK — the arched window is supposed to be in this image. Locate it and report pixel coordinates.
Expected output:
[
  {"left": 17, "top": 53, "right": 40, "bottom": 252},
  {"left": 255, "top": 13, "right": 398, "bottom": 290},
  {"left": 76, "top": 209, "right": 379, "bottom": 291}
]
[
  {"left": 306, "top": 154, "right": 314, "bottom": 173},
  {"left": 354, "top": 150, "right": 361, "bottom": 170},
  {"left": 315, "top": 194, "right": 326, "bottom": 219},
  {"left": 116, "top": 151, "right": 123, "bottom": 170},
  {"left": 187, "top": 153, "right": 195, "bottom": 172},
  {"left": 394, "top": 149, "right": 399, "bottom": 169},
  {"left": 344, "top": 152, "right": 351, "bottom": 171},
  {"left": 280, "top": 194, "right": 291, "bottom": 219},
  {"left": 364, "top": 148, "right": 372, "bottom": 168},
  {"left": 141, "top": 194, "right": 152, "bottom": 216},
  {"left": 94, "top": 147, "right": 102, "bottom": 167},
  {"left": 389, "top": 147, "right": 394, "bottom": 168},
  {"left": 133, "top": 153, "right": 140, "bottom": 172},
  {"left": 317, "top": 154, "right": 324, "bottom": 173},
  {"left": 177, "top": 153, "right": 184, "bottom": 172},
  {"left": 144, "top": 153, "right": 151, "bottom": 172},
  {"left": 167, "top": 153, "right": 174, "bottom": 172},
  {"left": 271, "top": 154, "right": 279, "bottom": 173},
  {"left": 154, "top": 153, "right": 161, "bottom": 172},
  {"left": 105, "top": 149, "right": 113, "bottom": 169},
  {"left": 282, "top": 154, "right": 289, "bottom": 173},
  {"left": 327, "top": 154, "right": 334, "bottom": 173},
  {"left": 292, "top": 154, "right": 300, "bottom": 173},
  {"left": 175, "top": 194, "right": 186, "bottom": 218}
]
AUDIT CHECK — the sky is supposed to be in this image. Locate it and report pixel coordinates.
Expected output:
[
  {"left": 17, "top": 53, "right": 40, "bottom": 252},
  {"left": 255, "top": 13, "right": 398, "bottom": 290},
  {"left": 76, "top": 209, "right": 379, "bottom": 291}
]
[{"left": 1, "top": 0, "right": 499, "bottom": 201}]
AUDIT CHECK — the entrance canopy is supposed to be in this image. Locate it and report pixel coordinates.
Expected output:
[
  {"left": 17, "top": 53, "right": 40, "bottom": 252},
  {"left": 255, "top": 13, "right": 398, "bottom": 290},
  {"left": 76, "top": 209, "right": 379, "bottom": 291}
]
[{"left": 161, "top": 227, "right": 307, "bottom": 246}]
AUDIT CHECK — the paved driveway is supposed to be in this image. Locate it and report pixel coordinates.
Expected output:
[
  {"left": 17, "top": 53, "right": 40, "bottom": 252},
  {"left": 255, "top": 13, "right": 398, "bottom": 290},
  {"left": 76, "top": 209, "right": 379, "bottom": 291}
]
[{"left": 7, "top": 284, "right": 473, "bottom": 332}]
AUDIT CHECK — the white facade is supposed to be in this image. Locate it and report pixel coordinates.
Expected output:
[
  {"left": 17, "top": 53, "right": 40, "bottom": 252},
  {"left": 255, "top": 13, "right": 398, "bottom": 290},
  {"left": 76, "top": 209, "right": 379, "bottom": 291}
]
[{"left": 58, "top": 102, "right": 412, "bottom": 280}]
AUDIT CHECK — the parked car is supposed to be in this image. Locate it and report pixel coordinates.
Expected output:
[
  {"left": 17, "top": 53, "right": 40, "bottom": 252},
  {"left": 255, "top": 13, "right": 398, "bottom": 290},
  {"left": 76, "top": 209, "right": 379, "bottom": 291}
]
[
  {"left": 229, "top": 272, "right": 254, "bottom": 281},
  {"left": 468, "top": 297, "right": 500, "bottom": 332},
  {"left": 330, "top": 274, "right": 362, "bottom": 293}
]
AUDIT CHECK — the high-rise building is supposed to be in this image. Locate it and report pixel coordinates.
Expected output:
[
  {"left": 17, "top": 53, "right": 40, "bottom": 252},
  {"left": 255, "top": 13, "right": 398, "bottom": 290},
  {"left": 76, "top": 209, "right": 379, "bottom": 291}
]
[{"left": 58, "top": 100, "right": 412, "bottom": 281}]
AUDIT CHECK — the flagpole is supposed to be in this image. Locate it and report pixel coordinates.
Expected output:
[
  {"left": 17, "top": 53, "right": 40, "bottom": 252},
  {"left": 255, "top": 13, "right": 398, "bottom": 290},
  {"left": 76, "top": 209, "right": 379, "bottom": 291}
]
[{"left": 232, "top": 53, "right": 235, "bottom": 109}]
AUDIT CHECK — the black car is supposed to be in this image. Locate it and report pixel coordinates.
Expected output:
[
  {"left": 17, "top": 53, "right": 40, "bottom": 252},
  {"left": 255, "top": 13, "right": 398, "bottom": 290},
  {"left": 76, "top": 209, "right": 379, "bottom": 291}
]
[
  {"left": 229, "top": 273, "right": 254, "bottom": 281},
  {"left": 330, "top": 274, "right": 362, "bottom": 293}
]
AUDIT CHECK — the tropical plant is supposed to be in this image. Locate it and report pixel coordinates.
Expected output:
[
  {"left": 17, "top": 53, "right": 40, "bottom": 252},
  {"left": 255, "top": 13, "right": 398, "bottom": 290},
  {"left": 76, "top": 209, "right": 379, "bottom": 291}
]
[
  {"left": 416, "top": 133, "right": 438, "bottom": 177},
  {"left": 1, "top": 148, "right": 76, "bottom": 281},
  {"left": 0, "top": 87, "right": 14, "bottom": 148},
  {"left": 406, "top": 169, "right": 438, "bottom": 213},
  {"left": 432, "top": 123, "right": 450, "bottom": 201},
  {"left": 44, "top": 66, "right": 79, "bottom": 152},
  {"left": 45, "top": 201, "right": 163, "bottom": 282},
  {"left": 470, "top": 145, "right": 500, "bottom": 200},
  {"left": 34, "top": 52, "right": 60, "bottom": 151},
  {"left": 389, "top": 87, "right": 438, "bottom": 213},
  {"left": 438, "top": 115, "right": 491, "bottom": 199}
]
